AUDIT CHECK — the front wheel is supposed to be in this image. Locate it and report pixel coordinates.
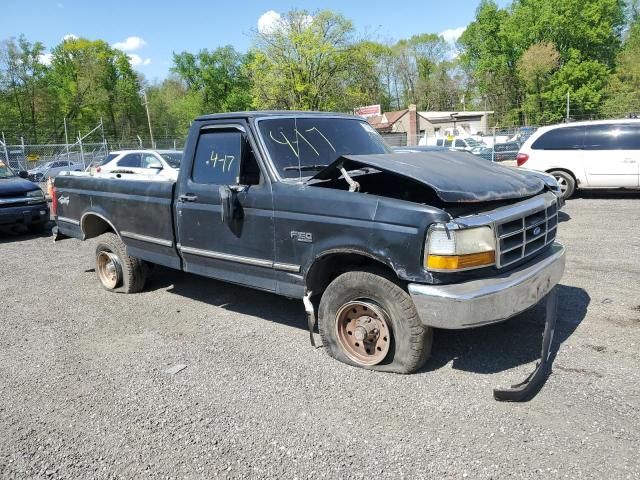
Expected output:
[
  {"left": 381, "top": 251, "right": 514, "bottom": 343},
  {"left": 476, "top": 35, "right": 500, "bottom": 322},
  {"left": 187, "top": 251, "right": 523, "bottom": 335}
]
[
  {"left": 549, "top": 170, "right": 576, "bottom": 199},
  {"left": 95, "top": 232, "right": 147, "bottom": 293},
  {"left": 318, "top": 270, "right": 432, "bottom": 373}
]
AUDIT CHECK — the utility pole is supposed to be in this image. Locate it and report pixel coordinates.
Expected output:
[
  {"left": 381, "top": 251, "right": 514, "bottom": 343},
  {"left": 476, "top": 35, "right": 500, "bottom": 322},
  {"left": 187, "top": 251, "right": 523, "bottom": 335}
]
[
  {"left": 64, "top": 117, "right": 70, "bottom": 162},
  {"left": 142, "top": 89, "right": 155, "bottom": 149},
  {"left": 566, "top": 90, "right": 570, "bottom": 122}
]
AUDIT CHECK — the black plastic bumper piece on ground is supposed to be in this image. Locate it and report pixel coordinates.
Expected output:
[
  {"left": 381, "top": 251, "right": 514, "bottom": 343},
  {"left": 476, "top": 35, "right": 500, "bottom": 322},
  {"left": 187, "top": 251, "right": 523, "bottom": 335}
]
[{"left": 493, "top": 287, "right": 558, "bottom": 402}]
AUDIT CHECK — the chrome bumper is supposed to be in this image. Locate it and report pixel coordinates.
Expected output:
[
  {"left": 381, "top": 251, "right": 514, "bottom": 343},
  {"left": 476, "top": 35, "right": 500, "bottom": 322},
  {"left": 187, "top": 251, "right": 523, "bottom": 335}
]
[{"left": 408, "top": 243, "right": 565, "bottom": 329}]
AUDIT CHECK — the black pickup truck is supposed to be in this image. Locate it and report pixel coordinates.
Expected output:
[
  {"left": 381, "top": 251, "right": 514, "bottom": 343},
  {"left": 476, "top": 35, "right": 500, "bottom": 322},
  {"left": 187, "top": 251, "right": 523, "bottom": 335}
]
[{"left": 53, "top": 111, "right": 565, "bottom": 395}]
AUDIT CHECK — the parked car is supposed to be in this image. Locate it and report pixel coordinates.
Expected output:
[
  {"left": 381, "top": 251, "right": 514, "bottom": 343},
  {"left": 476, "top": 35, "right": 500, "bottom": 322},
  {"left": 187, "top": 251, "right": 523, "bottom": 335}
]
[
  {"left": 517, "top": 119, "right": 640, "bottom": 198},
  {"left": 0, "top": 160, "right": 49, "bottom": 233},
  {"left": 434, "top": 136, "right": 485, "bottom": 152},
  {"left": 474, "top": 141, "right": 521, "bottom": 162},
  {"left": 28, "top": 160, "right": 84, "bottom": 182},
  {"left": 95, "top": 149, "right": 182, "bottom": 180}
]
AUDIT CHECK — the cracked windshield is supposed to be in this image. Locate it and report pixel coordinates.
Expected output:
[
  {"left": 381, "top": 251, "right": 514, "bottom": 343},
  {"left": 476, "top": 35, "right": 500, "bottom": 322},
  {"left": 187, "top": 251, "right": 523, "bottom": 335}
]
[{"left": 258, "top": 117, "right": 390, "bottom": 179}]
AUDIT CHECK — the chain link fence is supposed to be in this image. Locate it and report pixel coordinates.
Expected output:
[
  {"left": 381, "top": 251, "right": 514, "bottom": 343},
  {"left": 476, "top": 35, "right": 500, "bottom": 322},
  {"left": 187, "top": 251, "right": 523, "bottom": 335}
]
[{"left": 0, "top": 137, "right": 185, "bottom": 191}]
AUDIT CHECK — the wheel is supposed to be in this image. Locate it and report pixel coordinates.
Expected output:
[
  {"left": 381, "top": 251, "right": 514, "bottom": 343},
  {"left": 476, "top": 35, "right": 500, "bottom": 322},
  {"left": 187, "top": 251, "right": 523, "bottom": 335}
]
[
  {"left": 318, "top": 270, "right": 433, "bottom": 374},
  {"left": 27, "top": 222, "right": 47, "bottom": 234},
  {"left": 95, "top": 232, "right": 147, "bottom": 293},
  {"left": 549, "top": 170, "right": 576, "bottom": 199}
]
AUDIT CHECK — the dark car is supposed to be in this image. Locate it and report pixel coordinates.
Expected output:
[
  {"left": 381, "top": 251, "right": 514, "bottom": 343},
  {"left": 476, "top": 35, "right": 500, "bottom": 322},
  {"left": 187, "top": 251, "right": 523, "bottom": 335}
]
[{"left": 0, "top": 161, "right": 50, "bottom": 233}]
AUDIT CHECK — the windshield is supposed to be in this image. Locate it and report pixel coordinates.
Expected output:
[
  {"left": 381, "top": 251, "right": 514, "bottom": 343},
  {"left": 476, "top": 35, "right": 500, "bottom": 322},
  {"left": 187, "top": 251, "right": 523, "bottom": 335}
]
[
  {"left": 160, "top": 153, "right": 182, "bottom": 168},
  {"left": 465, "top": 138, "right": 483, "bottom": 147},
  {"left": 0, "top": 161, "right": 16, "bottom": 179},
  {"left": 257, "top": 117, "right": 390, "bottom": 179}
]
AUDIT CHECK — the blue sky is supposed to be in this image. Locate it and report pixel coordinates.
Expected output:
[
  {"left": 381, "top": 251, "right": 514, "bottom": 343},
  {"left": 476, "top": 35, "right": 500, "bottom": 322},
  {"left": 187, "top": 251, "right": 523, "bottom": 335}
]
[{"left": 3, "top": 0, "right": 509, "bottom": 82}]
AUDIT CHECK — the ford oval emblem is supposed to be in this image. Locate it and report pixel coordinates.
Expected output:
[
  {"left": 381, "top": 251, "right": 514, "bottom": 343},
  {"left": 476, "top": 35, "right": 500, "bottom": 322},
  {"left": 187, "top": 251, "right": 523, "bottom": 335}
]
[{"left": 533, "top": 226, "right": 542, "bottom": 236}]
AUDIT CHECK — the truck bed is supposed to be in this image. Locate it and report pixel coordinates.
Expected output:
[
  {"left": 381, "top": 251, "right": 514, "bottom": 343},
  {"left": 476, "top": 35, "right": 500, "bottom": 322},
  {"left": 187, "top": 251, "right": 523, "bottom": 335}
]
[{"left": 54, "top": 175, "right": 181, "bottom": 269}]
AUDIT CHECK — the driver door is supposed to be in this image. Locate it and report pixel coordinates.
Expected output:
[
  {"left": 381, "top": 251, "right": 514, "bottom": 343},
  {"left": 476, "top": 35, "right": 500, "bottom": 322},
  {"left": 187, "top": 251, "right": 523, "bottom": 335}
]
[{"left": 175, "top": 123, "right": 276, "bottom": 292}]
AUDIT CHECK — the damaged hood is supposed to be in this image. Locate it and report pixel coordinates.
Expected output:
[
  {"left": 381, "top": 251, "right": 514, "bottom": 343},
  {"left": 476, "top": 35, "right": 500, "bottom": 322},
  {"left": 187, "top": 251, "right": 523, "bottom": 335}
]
[{"left": 310, "top": 152, "right": 545, "bottom": 203}]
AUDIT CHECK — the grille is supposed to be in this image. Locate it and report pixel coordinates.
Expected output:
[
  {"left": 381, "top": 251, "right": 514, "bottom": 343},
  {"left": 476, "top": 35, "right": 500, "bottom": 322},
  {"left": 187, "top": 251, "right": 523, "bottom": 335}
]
[{"left": 496, "top": 201, "right": 558, "bottom": 268}]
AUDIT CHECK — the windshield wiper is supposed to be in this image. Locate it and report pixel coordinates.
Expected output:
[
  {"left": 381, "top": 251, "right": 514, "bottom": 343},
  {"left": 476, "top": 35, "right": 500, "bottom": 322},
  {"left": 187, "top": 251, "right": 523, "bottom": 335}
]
[{"left": 283, "top": 164, "right": 329, "bottom": 172}]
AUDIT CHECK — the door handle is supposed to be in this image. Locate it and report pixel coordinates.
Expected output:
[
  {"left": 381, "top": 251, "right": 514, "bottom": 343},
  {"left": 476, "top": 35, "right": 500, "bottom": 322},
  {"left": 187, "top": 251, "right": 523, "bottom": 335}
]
[{"left": 179, "top": 193, "right": 198, "bottom": 202}]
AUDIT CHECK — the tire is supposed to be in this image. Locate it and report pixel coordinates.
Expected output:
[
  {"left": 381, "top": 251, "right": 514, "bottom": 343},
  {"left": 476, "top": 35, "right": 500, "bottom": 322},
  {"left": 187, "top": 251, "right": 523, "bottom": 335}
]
[
  {"left": 95, "top": 232, "right": 147, "bottom": 293},
  {"left": 318, "top": 270, "right": 433, "bottom": 374},
  {"left": 549, "top": 170, "right": 576, "bottom": 199}
]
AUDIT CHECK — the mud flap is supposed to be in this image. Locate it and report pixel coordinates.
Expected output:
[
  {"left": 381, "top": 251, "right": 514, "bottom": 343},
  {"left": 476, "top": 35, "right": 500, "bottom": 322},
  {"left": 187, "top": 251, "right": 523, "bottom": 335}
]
[
  {"left": 52, "top": 224, "right": 70, "bottom": 242},
  {"left": 493, "top": 287, "right": 558, "bottom": 402},
  {"left": 303, "top": 290, "right": 318, "bottom": 347}
]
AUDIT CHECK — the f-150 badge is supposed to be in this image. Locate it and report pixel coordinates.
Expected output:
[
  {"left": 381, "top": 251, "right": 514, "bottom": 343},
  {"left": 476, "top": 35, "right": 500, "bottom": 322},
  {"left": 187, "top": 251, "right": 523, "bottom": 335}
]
[
  {"left": 291, "top": 231, "right": 313, "bottom": 243},
  {"left": 58, "top": 195, "right": 70, "bottom": 206}
]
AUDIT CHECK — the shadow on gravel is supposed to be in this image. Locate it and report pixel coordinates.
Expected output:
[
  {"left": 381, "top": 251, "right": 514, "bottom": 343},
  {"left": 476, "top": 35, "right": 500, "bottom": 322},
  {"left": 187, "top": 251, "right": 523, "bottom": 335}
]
[
  {"left": 147, "top": 266, "right": 589, "bottom": 380},
  {"left": 574, "top": 190, "right": 640, "bottom": 200},
  {"left": 146, "top": 266, "right": 308, "bottom": 330},
  {"left": 558, "top": 211, "right": 571, "bottom": 223},
  {"left": 421, "top": 284, "right": 590, "bottom": 376},
  {"left": 0, "top": 222, "right": 53, "bottom": 243}
]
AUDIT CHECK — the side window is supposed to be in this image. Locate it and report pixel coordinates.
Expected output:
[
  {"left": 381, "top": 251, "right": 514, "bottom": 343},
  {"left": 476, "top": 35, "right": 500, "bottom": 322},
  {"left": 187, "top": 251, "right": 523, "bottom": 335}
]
[
  {"left": 141, "top": 154, "right": 162, "bottom": 168},
  {"left": 584, "top": 124, "right": 640, "bottom": 150},
  {"left": 618, "top": 125, "right": 640, "bottom": 149},
  {"left": 118, "top": 153, "right": 142, "bottom": 168},
  {"left": 531, "top": 127, "right": 584, "bottom": 150},
  {"left": 436, "top": 139, "right": 443, "bottom": 146},
  {"left": 454, "top": 139, "right": 466, "bottom": 148},
  {"left": 444, "top": 138, "right": 453, "bottom": 147},
  {"left": 192, "top": 130, "right": 242, "bottom": 184}
]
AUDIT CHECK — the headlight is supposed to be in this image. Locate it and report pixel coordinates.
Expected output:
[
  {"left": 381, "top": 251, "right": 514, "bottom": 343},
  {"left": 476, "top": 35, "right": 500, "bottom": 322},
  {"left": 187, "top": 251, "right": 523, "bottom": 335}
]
[
  {"left": 425, "top": 225, "right": 496, "bottom": 271},
  {"left": 26, "top": 189, "right": 45, "bottom": 204}
]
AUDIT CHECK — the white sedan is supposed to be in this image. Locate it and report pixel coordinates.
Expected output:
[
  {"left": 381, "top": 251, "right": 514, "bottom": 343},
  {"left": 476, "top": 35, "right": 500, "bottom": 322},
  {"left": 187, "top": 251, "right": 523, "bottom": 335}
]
[{"left": 94, "top": 150, "right": 182, "bottom": 180}]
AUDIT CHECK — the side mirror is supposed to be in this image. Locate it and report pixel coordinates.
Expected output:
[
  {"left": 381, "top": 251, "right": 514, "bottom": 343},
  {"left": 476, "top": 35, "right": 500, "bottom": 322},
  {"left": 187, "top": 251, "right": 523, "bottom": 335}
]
[
  {"left": 148, "top": 162, "right": 163, "bottom": 170},
  {"left": 219, "top": 185, "right": 248, "bottom": 235},
  {"left": 18, "top": 170, "right": 29, "bottom": 179}
]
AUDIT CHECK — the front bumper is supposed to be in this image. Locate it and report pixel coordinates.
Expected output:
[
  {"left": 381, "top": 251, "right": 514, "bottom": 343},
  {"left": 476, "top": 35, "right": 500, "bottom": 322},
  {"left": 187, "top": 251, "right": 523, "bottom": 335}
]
[
  {"left": 408, "top": 243, "right": 565, "bottom": 329},
  {"left": 0, "top": 203, "right": 50, "bottom": 226}
]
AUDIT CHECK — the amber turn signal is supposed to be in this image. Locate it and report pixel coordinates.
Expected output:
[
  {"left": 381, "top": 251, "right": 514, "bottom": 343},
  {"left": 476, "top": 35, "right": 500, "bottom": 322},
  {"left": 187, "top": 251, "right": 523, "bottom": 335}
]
[{"left": 426, "top": 251, "right": 495, "bottom": 270}]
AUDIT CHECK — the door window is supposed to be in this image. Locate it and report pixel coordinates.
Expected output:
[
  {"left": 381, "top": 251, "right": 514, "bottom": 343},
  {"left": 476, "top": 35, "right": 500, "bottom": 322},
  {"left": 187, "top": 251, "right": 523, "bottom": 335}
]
[
  {"left": 192, "top": 130, "right": 242, "bottom": 184},
  {"left": 531, "top": 127, "right": 584, "bottom": 150},
  {"left": 584, "top": 124, "right": 640, "bottom": 150},
  {"left": 141, "top": 154, "right": 162, "bottom": 168},
  {"left": 454, "top": 139, "right": 466, "bottom": 148},
  {"left": 117, "top": 153, "right": 142, "bottom": 168}
]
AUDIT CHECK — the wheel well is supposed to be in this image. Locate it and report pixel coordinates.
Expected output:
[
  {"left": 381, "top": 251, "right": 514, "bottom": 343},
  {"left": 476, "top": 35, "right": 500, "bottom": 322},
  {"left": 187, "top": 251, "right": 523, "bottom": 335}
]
[
  {"left": 82, "top": 214, "right": 117, "bottom": 239},
  {"left": 305, "top": 252, "right": 397, "bottom": 297},
  {"left": 546, "top": 168, "right": 578, "bottom": 185}
]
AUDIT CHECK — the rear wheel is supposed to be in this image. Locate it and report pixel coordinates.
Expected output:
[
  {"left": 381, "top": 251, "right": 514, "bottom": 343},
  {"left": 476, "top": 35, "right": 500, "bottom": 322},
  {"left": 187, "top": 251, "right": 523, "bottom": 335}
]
[
  {"left": 95, "top": 232, "right": 146, "bottom": 293},
  {"left": 318, "top": 270, "right": 432, "bottom": 374},
  {"left": 549, "top": 170, "right": 576, "bottom": 199}
]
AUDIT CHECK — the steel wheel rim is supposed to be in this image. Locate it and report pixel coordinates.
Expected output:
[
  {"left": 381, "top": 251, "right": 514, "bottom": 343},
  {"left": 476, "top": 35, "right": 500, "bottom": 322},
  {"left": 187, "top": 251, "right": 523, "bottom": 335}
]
[
  {"left": 97, "top": 251, "right": 122, "bottom": 289},
  {"left": 335, "top": 300, "right": 391, "bottom": 366}
]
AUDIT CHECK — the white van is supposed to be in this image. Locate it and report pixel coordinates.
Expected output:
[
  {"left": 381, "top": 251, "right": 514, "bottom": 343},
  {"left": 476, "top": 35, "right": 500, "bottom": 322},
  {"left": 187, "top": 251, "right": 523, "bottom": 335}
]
[{"left": 517, "top": 119, "right": 640, "bottom": 198}]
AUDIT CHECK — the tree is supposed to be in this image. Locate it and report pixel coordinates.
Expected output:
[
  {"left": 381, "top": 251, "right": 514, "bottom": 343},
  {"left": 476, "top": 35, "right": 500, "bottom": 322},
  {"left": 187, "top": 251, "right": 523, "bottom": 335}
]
[
  {"left": 0, "top": 36, "right": 47, "bottom": 142},
  {"left": 518, "top": 42, "right": 560, "bottom": 122},
  {"left": 249, "top": 10, "right": 355, "bottom": 110},
  {"left": 602, "top": 15, "right": 640, "bottom": 116},
  {"left": 172, "top": 46, "right": 252, "bottom": 114}
]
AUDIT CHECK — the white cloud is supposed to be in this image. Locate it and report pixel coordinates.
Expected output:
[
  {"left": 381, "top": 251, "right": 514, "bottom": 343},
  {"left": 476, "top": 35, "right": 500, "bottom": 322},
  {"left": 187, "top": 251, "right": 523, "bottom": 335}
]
[
  {"left": 440, "top": 27, "right": 466, "bottom": 43},
  {"left": 128, "top": 53, "right": 151, "bottom": 67},
  {"left": 113, "top": 36, "right": 147, "bottom": 52},
  {"left": 63, "top": 33, "right": 78, "bottom": 41},
  {"left": 258, "top": 10, "right": 282, "bottom": 34},
  {"left": 257, "top": 10, "right": 313, "bottom": 34},
  {"left": 38, "top": 53, "right": 53, "bottom": 66}
]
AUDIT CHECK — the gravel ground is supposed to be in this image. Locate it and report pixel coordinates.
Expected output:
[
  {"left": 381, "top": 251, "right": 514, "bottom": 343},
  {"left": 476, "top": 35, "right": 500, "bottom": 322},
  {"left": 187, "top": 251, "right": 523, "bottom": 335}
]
[{"left": 1, "top": 193, "right": 639, "bottom": 479}]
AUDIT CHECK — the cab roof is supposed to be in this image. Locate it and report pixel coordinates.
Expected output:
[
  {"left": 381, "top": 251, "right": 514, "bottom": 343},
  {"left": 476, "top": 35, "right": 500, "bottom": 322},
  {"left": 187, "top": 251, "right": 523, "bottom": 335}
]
[{"left": 195, "top": 110, "right": 361, "bottom": 121}]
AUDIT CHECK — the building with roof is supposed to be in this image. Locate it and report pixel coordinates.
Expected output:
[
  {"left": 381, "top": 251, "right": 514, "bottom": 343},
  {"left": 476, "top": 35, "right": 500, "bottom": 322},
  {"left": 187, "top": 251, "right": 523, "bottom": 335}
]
[{"left": 366, "top": 104, "right": 494, "bottom": 145}]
